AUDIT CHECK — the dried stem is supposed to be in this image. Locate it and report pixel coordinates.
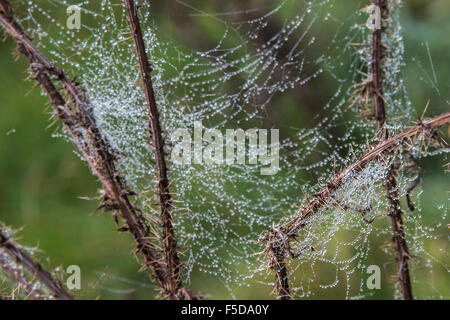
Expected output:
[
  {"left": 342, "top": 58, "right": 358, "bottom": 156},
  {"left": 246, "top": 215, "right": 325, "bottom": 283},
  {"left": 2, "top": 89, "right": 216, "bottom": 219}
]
[
  {"left": 124, "top": 0, "right": 195, "bottom": 300},
  {"left": 0, "top": 249, "right": 46, "bottom": 300},
  {"left": 286, "top": 113, "right": 449, "bottom": 235},
  {"left": 265, "top": 227, "right": 292, "bottom": 300},
  {"left": 0, "top": 229, "right": 73, "bottom": 300},
  {"left": 0, "top": 0, "right": 179, "bottom": 299},
  {"left": 369, "top": 0, "right": 413, "bottom": 300},
  {"left": 0, "top": 254, "right": 44, "bottom": 299},
  {"left": 265, "top": 112, "right": 449, "bottom": 298}
]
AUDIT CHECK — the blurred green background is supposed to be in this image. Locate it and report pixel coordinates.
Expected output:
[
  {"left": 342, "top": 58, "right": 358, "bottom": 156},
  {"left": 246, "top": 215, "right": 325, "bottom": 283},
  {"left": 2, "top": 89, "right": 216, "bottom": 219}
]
[{"left": 0, "top": 0, "right": 448, "bottom": 299}]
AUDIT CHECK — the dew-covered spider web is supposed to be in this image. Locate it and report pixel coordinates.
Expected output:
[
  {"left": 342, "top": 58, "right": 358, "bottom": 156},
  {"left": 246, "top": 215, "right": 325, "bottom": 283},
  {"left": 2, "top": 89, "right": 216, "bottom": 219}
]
[{"left": 11, "top": 0, "right": 449, "bottom": 299}]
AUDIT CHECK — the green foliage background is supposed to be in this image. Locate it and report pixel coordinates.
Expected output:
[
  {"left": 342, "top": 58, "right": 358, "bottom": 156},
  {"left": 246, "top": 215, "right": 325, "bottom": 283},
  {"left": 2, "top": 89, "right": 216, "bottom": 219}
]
[{"left": 0, "top": 0, "right": 448, "bottom": 299}]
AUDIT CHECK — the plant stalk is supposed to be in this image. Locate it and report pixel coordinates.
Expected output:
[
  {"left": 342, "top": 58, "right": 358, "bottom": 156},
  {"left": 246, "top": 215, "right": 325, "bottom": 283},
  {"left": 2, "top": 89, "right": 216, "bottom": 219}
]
[
  {"left": 0, "top": 0, "right": 175, "bottom": 298},
  {"left": 267, "top": 112, "right": 449, "bottom": 298},
  {"left": 124, "top": 0, "right": 196, "bottom": 300}
]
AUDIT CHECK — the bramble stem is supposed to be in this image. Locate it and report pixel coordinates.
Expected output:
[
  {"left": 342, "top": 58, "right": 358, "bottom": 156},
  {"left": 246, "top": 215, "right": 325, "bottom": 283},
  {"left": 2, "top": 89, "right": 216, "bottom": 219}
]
[
  {"left": 0, "top": 0, "right": 173, "bottom": 298},
  {"left": 124, "top": 0, "right": 196, "bottom": 300},
  {"left": 370, "top": 0, "right": 413, "bottom": 300},
  {"left": 0, "top": 229, "right": 73, "bottom": 300}
]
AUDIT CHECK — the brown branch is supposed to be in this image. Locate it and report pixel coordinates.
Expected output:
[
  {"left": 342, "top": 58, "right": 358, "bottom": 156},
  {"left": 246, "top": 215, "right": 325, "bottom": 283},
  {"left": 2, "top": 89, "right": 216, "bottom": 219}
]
[
  {"left": 0, "top": 229, "right": 73, "bottom": 300},
  {"left": 265, "top": 227, "right": 291, "bottom": 300},
  {"left": 371, "top": 0, "right": 388, "bottom": 140},
  {"left": 370, "top": 0, "right": 413, "bottom": 300},
  {"left": 0, "top": 249, "right": 46, "bottom": 300},
  {"left": 265, "top": 111, "right": 450, "bottom": 298},
  {"left": 124, "top": 0, "right": 195, "bottom": 300},
  {"left": 0, "top": 0, "right": 173, "bottom": 298}
]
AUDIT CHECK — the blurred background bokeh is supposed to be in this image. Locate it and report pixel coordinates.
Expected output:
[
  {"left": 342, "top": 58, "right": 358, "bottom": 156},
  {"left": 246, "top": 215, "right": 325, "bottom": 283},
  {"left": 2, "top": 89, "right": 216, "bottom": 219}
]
[{"left": 0, "top": 0, "right": 448, "bottom": 299}]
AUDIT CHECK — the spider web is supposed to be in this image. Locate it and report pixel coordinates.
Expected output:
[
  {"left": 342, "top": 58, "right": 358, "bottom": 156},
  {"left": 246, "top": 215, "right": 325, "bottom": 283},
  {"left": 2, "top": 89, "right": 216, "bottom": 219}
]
[{"left": 12, "top": 0, "right": 449, "bottom": 299}]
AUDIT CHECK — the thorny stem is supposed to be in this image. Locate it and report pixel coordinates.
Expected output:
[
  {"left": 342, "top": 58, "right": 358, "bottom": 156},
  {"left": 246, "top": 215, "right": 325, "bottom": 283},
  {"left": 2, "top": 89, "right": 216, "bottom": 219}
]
[
  {"left": 371, "top": 0, "right": 387, "bottom": 140},
  {"left": 370, "top": 0, "right": 413, "bottom": 300},
  {"left": 124, "top": 0, "right": 195, "bottom": 300},
  {"left": 0, "top": 0, "right": 178, "bottom": 299},
  {"left": 384, "top": 164, "right": 413, "bottom": 299},
  {"left": 0, "top": 229, "right": 73, "bottom": 300},
  {"left": 266, "top": 112, "right": 449, "bottom": 298},
  {"left": 266, "top": 227, "right": 291, "bottom": 300},
  {"left": 0, "top": 252, "right": 46, "bottom": 299}
]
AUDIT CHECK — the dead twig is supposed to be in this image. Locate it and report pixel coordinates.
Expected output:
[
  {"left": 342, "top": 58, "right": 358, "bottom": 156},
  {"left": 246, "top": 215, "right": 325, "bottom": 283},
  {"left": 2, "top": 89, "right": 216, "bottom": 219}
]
[
  {"left": 371, "top": 0, "right": 388, "bottom": 140},
  {"left": 265, "top": 111, "right": 449, "bottom": 298},
  {"left": 0, "top": 228, "right": 73, "bottom": 300}
]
